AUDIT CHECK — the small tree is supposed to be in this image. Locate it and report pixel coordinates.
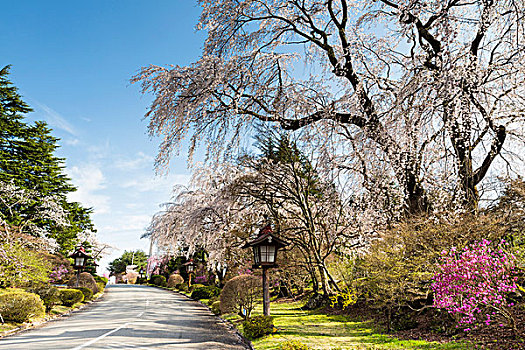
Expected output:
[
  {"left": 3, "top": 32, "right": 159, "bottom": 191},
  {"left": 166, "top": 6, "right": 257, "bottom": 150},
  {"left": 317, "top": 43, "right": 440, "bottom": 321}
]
[
  {"left": 220, "top": 274, "right": 261, "bottom": 319},
  {"left": 432, "top": 239, "right": 518, "bottom": 333}
]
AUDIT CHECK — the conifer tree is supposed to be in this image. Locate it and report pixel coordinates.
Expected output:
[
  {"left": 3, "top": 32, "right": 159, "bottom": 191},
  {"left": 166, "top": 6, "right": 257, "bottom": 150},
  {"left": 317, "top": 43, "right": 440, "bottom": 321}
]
[{"left": 0, "top": 65, "right": 95, "bottom": 252}]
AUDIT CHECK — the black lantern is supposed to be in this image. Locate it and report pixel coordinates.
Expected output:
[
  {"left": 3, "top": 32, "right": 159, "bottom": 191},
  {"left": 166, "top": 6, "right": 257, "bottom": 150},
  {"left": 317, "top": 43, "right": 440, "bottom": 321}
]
[
  {"left": 69, "top": 246, "right": 92, "bottom": 287},
  {"left": 243, "top": 223, "right": 288, "bottom": 316},
  {"left": 69, "top": 246, "right": 91, "bottom": 269},
  {"left": 183, "top": 259, "right": 196, "bottom": 288},
  {"left": 244, "top": 224, "right": 287, "bottom": 269}
]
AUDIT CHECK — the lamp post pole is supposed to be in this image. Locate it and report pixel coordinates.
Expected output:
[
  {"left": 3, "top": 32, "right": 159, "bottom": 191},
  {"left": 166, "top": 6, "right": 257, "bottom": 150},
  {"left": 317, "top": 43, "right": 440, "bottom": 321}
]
[
  {"left": 243, "top": 222, "right": 288, "bottom": 317},
  {"left": 262, "top": 266, "right": 270, "bottom": 316}
]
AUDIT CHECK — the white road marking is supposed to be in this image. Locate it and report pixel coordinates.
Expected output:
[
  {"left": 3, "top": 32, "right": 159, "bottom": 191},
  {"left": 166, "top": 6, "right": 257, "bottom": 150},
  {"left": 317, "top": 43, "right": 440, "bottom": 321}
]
[
  {"left": 70, "top": 322, "right": 132, "bottom": 350},
  {"left": 70, "top": 297, "right": 149, "bottom": 350}
]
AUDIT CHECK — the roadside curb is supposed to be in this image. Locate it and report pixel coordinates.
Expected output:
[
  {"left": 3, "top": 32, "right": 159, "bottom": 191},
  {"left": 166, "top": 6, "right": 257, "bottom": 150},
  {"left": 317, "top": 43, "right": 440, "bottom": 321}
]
[
  {"left": 151, "top": 285, "right": 254, "bottom": 350},
  {"left": 0, "top": 288, "right": 107, "bottom": 339}
]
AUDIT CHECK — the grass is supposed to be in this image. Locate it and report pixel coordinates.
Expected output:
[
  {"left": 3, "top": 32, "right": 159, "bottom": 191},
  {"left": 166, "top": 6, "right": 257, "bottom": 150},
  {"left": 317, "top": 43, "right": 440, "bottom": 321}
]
[{"left": 223, "top": 301, "right": 470, "bottom": 350}]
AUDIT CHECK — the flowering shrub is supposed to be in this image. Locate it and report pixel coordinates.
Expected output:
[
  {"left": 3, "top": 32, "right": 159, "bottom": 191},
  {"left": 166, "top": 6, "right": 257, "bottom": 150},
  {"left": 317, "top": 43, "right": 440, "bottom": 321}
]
[
  {"left": 193, "top": 275, "right": 208, "bottom": 284},
  {"left": 432, "top": 239, "right": 518, "bottom": 331},
  {"left": 49, "top": 264, "right": 68, "bottom": 283},
  {"left": 329, "top": 287, "right": 357, "bottom": 310}
]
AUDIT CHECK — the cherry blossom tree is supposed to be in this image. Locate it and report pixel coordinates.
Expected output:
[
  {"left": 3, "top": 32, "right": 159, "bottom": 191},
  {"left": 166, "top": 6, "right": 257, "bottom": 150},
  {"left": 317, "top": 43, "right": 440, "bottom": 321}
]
[{"left": 133, "top": 0, "right": 525, "bottom": 214}]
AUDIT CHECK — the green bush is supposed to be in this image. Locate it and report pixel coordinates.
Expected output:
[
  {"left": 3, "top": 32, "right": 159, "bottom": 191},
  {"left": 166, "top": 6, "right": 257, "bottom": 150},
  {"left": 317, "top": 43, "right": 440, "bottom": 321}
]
[
  {"left": 279, "top": 340, "right": 311, "bottom": 350},
  {"left": 58, "top": 288, "right": 84, "bottom": 307},
  {"left": 210, "top": 300, "right": 221, "bottom": 315},
  {"left": 0, "top": 289, "right": 45, "bottom": 323},
  {"left": 96, "top": 281, "right": 106, "bottom": 294},
  {"left": 150, "top": 275, "right": 167, "bottom": 287},
  {"left": 242, "top": 315, "right": 274, "bottom": 339},
  {"left": 26, "top": 285, "right": 59, "bottom": 312},
  {"left": 136, "top": 277, "right": 147, "bottom": 285},
  {"left": 76, "top": 287, "right": 93, "bottom": 301},
  {"left": 175, "top": 283, "right": 189, "bottom": 292},
  {"left": 190, "top": 286, "right": 221, "bottom": 300},
  {"left": 189, "top": 283, "right": 205, "bottom": 292},
  {"left": 93, "top": 275, "right": 108, "bottom": 284}
]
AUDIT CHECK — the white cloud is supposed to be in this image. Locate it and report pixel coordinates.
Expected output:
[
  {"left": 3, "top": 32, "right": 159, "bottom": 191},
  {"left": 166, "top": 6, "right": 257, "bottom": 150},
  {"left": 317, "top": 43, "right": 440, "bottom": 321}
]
[
  {"left": 64, "top": 138, "right": 80, "bottom": 146},
  {"left": 121, "top": 173, "right": 190, "bottom": 193},
  {"left": 115, "top": 152, "right": 154, "bottom": 171},
  {"left": 35, "top": 102, "right": 77, "bottom": 136},
  {"left": 100, "top": 214, "right": 152, "bottom": 234},
  {"left": 67, "top": 164, "right": 111, "bottom": 214}
]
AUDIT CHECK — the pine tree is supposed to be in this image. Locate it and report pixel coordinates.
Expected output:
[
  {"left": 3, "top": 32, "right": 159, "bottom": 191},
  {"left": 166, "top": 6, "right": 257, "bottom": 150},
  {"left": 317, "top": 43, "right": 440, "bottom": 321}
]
[{"left": 0, "top": 66, "right": 95, "bottom": 252}]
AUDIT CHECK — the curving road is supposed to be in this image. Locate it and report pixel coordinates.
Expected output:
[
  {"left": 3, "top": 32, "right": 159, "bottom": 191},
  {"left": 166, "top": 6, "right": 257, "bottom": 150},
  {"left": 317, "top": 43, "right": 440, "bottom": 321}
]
[{"left": 0, "top": 285, "right": 249, "bottom": 349}]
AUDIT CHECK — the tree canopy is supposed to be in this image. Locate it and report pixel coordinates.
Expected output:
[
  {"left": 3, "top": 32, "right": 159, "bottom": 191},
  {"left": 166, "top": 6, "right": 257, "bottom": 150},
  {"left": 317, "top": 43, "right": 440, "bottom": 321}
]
[
  {"left": 0, "top": 65, "right": 95, "bottom": 253},
  {"left": 133, "top": 0, "right": 525, "bottom": 214},
  {"left": 108, "top": 250, "right": 148, "bottom": 275}
]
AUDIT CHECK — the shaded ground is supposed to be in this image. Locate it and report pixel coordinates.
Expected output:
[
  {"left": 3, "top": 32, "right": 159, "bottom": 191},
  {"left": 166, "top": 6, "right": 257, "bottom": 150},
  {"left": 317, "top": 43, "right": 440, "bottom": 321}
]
[
  {"left": 0, "top": 285, "right": 248, "bottom": 350},
  {"left": 327, "top": 301, "right": 525, "bottom": 350}
]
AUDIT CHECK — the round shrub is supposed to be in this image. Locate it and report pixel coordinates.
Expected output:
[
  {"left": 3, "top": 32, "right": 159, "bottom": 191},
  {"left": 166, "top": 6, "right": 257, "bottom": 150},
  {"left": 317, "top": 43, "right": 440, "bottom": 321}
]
[
  {"left": 242, "top": 315, "right": 274, "bottom": 339},
  {"left": 96, "top": 281, "right": 106, "bottom": 293},
  {"left": 189, "top": 283, "right": 205, "bottom": 292},
  {"left": 220, "top": 275, "right": 261, "bottom": 319},
  {"left": 67, "top": 272, "right": 99, "bottom": 295},
  {"left": 191, "top": 286, "right": 221, "bottom": 300},
  {"left": 58, "top": 288, "right": 84, "bottom": 307},
  {"left": 167, "top": 274, "right": 184, "bottom": 288},
  {"left": 150, "top": 275, "right": 167, "bottom": 287},
  {"left": 210, "top": 300, "right": 221, "bottom": 315},
  {"left": 279, "top": 340, "right": 311, "bottom": 350},
  {"left": 76, "top": 287, "right": 93, "bottom": 301},
  {"left": 26, "top": 285, "right": 59, "bottom": 312},
  {"left": 175, "top": 283, "right": 189, "bottom": 292},
  {"left": 93, "top": 275, "right": 108, "bottom": 284},
  {"left": 0, "top": 289, "right": 45, "bottom": 323}
]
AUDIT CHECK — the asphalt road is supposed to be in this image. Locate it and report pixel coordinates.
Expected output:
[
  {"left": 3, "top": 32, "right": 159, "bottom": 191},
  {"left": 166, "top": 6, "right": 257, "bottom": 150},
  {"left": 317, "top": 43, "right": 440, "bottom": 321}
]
[{"left": 0, "top": 285, "right": 249, "bottom": 349}]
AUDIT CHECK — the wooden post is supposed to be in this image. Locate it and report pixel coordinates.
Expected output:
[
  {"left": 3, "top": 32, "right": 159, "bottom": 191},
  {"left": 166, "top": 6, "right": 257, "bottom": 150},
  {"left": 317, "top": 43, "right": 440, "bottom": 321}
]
[
  {"left": 76, "top": 269, "right": 80, "bottom": 288},
  {"left": 262, "top": 267, "right": 270, "bottom": 316}
]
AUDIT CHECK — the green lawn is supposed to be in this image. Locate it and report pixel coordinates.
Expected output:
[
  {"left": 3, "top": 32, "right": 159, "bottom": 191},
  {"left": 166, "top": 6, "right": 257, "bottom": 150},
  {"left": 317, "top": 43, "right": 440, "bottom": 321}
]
[{"left": 225, "top": 301, "right": 469, "bottom": 350}]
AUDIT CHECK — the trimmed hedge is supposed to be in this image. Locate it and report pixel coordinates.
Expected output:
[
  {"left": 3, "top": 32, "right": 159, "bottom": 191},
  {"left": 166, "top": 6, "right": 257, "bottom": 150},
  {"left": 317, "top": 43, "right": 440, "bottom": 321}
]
[
  {"left": 93, "top": 275, "right": 108, "bottom": 284},
  {"left": 76, "top": 287, "right": 93, "bottom": 301},
  {"left": 242, "top": 315, "right": 274, "bottom": 339},
  {"left": 175, "top": 283, "right": 189, "bottom": 292},
  {"left": 58, "top": 288, "right": 84, "bottom": 307},
  {"left": 150, "top": 275, "right": 167, "bottom": 287},
  {"left": 0, "top": 289, "right": 45, "bottom": 323},
  {"left": 26, "top": 285, "right": 59, "bottom": 312},
  {"left": 210, "top": 300, "right": 221, "bottom": 315},
  {"left": 96, "top": 281, "right": 106, "bottom": 294},
  {"left": 190, "top": 286, "right": 221, "bottom": 300}
]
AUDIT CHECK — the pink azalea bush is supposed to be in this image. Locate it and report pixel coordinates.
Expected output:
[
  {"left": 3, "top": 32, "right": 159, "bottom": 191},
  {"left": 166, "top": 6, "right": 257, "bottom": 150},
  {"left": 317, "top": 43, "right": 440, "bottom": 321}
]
[
  {"left": 49, "top": 264, "right": 69, "bottom": 283},
  {"left": 432, "top": 239, "right": 518, "bottom": 332}
]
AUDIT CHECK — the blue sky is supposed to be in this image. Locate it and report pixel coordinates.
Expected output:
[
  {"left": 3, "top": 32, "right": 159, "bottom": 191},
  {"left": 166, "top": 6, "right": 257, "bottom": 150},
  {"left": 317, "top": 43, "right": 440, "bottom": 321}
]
[{"left": 1, "top": 1, "right": 205, "bottom": 273}]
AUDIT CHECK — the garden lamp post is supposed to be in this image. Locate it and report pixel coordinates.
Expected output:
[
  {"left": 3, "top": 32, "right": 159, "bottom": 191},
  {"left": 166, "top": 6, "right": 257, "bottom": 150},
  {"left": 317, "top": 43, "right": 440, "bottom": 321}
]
[
  {"left": 183, "top": 259, "right": 196, "bottom": 288},
  {"left": 69, "top": 246, "right": 92, "bottom": 287},
  {"left": 243, "top": 223, "right": 288, "bottom": 316}
]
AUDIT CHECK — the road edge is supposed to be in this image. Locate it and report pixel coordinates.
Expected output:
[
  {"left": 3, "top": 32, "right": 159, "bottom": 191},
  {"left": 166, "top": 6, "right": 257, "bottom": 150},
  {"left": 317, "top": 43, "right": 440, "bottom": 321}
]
[
  {"left": 149, "top": 285, "right": 254, "bottom": 350},
  {"left": 0, "top": 287, "right": 108, "bottom": 339}
]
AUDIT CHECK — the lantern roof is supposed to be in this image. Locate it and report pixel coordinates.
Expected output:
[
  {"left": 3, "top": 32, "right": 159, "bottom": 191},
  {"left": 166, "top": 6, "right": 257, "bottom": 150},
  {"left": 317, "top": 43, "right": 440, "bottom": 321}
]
[
  {"left": 242, "top": 224, "right": 289, "bottom": 249},
  {"left": 69, "top": 246, "right": 92, "bottom": 259},
  {"left": 182, "top": 259, "right": 196, "bottom": 266}
]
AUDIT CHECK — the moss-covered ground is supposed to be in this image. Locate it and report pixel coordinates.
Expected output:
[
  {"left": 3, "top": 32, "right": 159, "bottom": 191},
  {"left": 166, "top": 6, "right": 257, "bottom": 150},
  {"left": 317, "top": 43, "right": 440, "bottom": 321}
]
[{"left": 223, "top": 301, "right": 470, "bottom": 350}]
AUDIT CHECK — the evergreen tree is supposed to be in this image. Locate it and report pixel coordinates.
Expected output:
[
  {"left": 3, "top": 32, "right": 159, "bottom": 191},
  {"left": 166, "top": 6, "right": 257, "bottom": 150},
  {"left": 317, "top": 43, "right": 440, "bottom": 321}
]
[{"left": 0, "top": 66, "right": 95, "bottom": 252}]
